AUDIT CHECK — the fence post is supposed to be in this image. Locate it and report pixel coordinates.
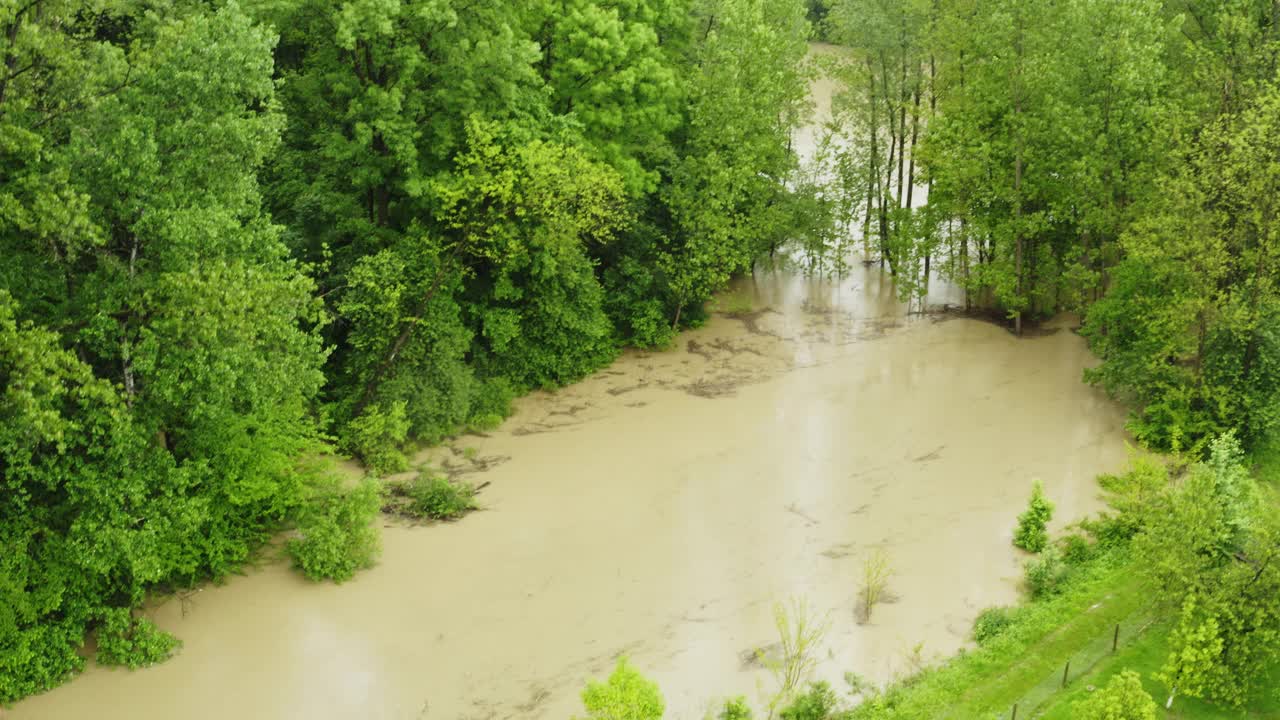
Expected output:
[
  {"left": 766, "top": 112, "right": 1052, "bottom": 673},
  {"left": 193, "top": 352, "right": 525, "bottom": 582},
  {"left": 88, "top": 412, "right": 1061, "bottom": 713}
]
[
  {"left": 1113, "top": 624, "right": 1120, "bottom": 654},
  {"left": 1062, "top": 660, "right": 1071, "bottom": 688}
]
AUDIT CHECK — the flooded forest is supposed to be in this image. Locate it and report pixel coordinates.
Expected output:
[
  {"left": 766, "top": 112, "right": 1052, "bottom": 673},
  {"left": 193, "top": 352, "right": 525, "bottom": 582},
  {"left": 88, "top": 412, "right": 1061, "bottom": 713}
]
[{"left": 3, "top": 1, "right": 1280, "bottom": 719}]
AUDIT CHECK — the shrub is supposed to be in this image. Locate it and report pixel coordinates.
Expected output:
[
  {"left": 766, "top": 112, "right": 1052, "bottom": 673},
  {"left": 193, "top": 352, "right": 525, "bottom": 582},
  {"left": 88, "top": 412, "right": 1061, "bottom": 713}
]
[
  {"left": 95, "top": 608, "right": 181, "bottom": 668},
  {"left": 0, "top": 621, "right": 86, "bottom": 703},
  {"left": 1073, "top": 670, "right": 1157, "bottom": 720},
  {"left": 406, "top": 474, "right": 478, "bottom": 520},
  {"left": 345, "top": 401, "right": 411, "bottom": 476},
  {"left": 1059, "top": 533, "right": 1096, "bottom": 566},
  {"left": 763, "top": 598, "right": 830, "bottom": 714},
  {"left": 715, "top": 697, "right": 753, "bottom": 720},
  {"left": 468, "top": 377, "right": 514, "bottom": 431},
  {"left": 857, "top": 548, "right": 893, "bottom": 624},
  {"left": 779, "top": 681, "right": 839, "bottom": 720},
  {"left": 578, "top": 657, "right": 664, "bottom": 720},
  {"left": 1013, "top": 479, "right": 1055, "bottom": 552},
  {"left": 972, "top": 606, "right": 1015, "bottom": 645},
  {"left": 1094, "top": 455, "right": 1169, "bottom": 544},
  {"left": 1024, "top": 547, "right": 1069, "bottom": 599},
  {"left": 288, "top": 477, "right": 382, "bottom": 582}
]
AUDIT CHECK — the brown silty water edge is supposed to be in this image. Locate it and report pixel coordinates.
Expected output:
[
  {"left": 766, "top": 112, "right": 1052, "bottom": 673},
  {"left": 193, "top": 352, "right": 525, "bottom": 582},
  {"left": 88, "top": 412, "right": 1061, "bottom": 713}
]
[{"left": 9, "top": 45, "right": 1132, "bottom": 720}]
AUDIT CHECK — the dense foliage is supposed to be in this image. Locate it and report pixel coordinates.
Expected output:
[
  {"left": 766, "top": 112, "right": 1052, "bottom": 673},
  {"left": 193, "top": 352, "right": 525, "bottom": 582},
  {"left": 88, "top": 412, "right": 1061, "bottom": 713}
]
[
  {"left": 287, "top": 476, "right": 382, "bottom": 583},
  {"left": 5, "top": 0, "right": 1280, "bottom": 710},
  {"left": 822, "top": 0, "right": 1280, "bottom": 453},
  {"left": 1133, "top": 434, "right": 1280, "bottom": 706},
  {"left": 0, "top": 3, "right": 327, "bottom": 700},
  {"left": 0, "top": 0, "right": 815, "bottom": 703}
]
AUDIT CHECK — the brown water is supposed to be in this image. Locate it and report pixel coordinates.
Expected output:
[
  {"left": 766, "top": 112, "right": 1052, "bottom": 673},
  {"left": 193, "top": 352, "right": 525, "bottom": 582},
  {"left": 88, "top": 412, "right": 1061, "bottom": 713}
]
[{"left": 9, "top": 46, "right": 1131, "bottom": 720}]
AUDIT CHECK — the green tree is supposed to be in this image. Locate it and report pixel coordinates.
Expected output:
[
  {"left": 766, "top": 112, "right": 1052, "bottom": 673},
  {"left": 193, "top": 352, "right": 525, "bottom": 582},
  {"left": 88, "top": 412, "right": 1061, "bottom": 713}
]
[
  {"left": 1135, "top": 437, "right": 1280, "bottom": 707},
  {"left": 1083, "top": 77, "right": 1280, "bottom": 453},
  {"left": 659, "top": 0, "right": 812, "bottom": 328},
  {"left": 1, "top": 3, "right": 329, "bottom": 700},
  {"left": 1073, "top": 671, "right": 1157, "bottom": 720},
  {"left": 526, "top": 0, "right": 684, "bottom": 195},
  {"left": 1013, "top": 479, "right": 1054, "bottom": 553}
]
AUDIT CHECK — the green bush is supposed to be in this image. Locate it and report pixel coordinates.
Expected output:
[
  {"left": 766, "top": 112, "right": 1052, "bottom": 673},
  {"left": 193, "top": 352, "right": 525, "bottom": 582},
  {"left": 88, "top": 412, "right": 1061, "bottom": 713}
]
[
  {"left": 95, "top": 608, "right": 181, "bottom": 669},
  {"left": 1024, "top": 547, "right": 1069, "bottom": 599},
  {"left": 1014, "top": 479, "right": 1055, "bottom": 553},
  {"left": 1092, "top": 455, "right": 1169, "bottom": 545},
  {"left": 288, "top": 477, "right": 382, "bottom": 583},
  {"left": 345, "top": 401, "right": 411, "bottom": 476},
  {"left": 1073, "top": 670, "right": 1157, "bottom": 720},
  {"left": 578, "top": 657, "right": 665, "bottom": 720},
  {"left": 972, "top": 606, "right": 1016, "bottom": 645},
  {"left": 715, "top": 697, "right": 754, "bottom": 720},
  {"left": 779, "top": 681, "right": 840, "bottom": 720},
  {"left": 0, "top": 621, "right": 86, "bottom": 703},
  {"left": 1059, "top": 534, "right": 1096, "bottom": 566},
  {"left": 468, "top": 377, "right": 515, "bottom": 431},
  {"left": 407, "top": 474, "right": 479, "bottom": 520}
]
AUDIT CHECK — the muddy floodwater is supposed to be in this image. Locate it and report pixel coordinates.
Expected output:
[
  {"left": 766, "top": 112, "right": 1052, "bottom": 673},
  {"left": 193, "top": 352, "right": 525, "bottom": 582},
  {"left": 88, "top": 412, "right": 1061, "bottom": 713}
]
[
  {"left": 10, "top": 44, "right": 1130, "bottom": 720},
  {"left": 11, "top": 270, "right": 1130, "bottom": 720}
]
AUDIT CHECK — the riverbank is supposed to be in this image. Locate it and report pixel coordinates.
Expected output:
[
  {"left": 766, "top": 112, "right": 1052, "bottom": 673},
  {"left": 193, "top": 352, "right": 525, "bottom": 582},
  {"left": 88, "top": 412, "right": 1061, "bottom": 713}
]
[{"left": 842, "top": 547, "right": 1280, "bottom": 719}]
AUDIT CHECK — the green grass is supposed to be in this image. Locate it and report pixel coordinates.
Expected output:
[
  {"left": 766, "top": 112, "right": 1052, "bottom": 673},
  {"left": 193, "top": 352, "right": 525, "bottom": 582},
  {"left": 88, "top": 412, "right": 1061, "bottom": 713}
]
[
  {"left": 1039, "top": 620, "right": 1280, "bottom": 719},
  {"left": 853, "top": 550, "right": 1279, "bottom": 720},
  {"left": 852, "top": 552, "right": 1150, "bottom": 718}
]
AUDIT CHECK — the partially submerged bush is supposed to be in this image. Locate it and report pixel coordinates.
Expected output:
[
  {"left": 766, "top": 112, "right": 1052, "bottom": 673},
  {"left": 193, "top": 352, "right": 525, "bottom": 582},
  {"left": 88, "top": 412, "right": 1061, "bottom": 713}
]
[
  {"left": 1013, "top": 479, "right": 1055, "bottom": 552},
  {"left": 1024, "top": 547, "right": 1069, "bottom": 599},
  {"left": 857, "top": 548, "right": 893, "bottom": 624},
  {"left": 714, "top": 697, "right": 753, "bottom": 720},
  {"left": 95, "top": 608, "right": 181, "bottom": 668},
  {"left": 1059, "top": 533, "right": 1096, "bottom": 566},
  {"left": 406, "top": 474, "right": 479, "bottom": 520},
  {"left": 288, "top": 477, "right": 382, "bottom": 582},
  {"left": 763, "top": 598, "right": 830, "bottom": 715},
  {"left": 1073, "top": 670, "right": 1157, "bottom": 720},
  {"left": 344, "top": 401, "right": 411, "bottom": 476},
  {"left": 578, "top": 657, "right": 665, "bottom": 720},
  {"left": 972, "top": 606, "right": 1016, "bottom": 645}
]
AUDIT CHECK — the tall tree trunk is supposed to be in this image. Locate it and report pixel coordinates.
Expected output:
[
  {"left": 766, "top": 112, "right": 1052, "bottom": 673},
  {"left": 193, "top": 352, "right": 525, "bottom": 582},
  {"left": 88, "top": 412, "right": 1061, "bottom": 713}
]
[
  {"left": 863, "top": 58, "right": 878, "bottom": 258},
  {"left": 925, "top": 49, "right": 937, "bottom": 280},
  {"left": 961, "top": 218, "right": 971, "bottom": 311},
  {"left": 894, "top": 50, "right": 908, "bottom": 219},
  {"left": 905, "top": 80, "right": 921, "bottom": 212},
  {"left": 121, "top": 235, "right": 138, "bottom": 406},
  {"left": 906, "top": 76, "right": 922, "bottom": 300},
  {"left": 880, "top": 52, "right": 896, "bottom": 272}
]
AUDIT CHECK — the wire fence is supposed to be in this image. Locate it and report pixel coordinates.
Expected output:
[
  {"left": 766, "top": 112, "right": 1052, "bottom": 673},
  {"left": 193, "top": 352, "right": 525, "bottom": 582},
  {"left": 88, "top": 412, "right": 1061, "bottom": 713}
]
[{"left": 998, "top": 613, "right": 1157, "bottom": 720}]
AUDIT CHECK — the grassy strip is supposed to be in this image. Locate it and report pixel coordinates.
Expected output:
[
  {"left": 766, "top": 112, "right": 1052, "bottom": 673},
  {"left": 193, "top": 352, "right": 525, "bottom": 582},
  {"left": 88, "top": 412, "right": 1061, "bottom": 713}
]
[
  {"left": 1038, "top": 620, "right": 1280, "bottom": 719},
  {"left": 852, "top": 551, "right": 1147, "bottom": 719}
]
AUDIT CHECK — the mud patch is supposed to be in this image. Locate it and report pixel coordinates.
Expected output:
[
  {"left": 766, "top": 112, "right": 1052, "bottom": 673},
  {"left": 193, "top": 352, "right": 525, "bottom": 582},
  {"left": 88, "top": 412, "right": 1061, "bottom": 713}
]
[
  {"left": 723, "top": 307, "right": 782, "bottom": 338},
  {"left": 683, "top": 375, "right": 752, "bottom": 399}
]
